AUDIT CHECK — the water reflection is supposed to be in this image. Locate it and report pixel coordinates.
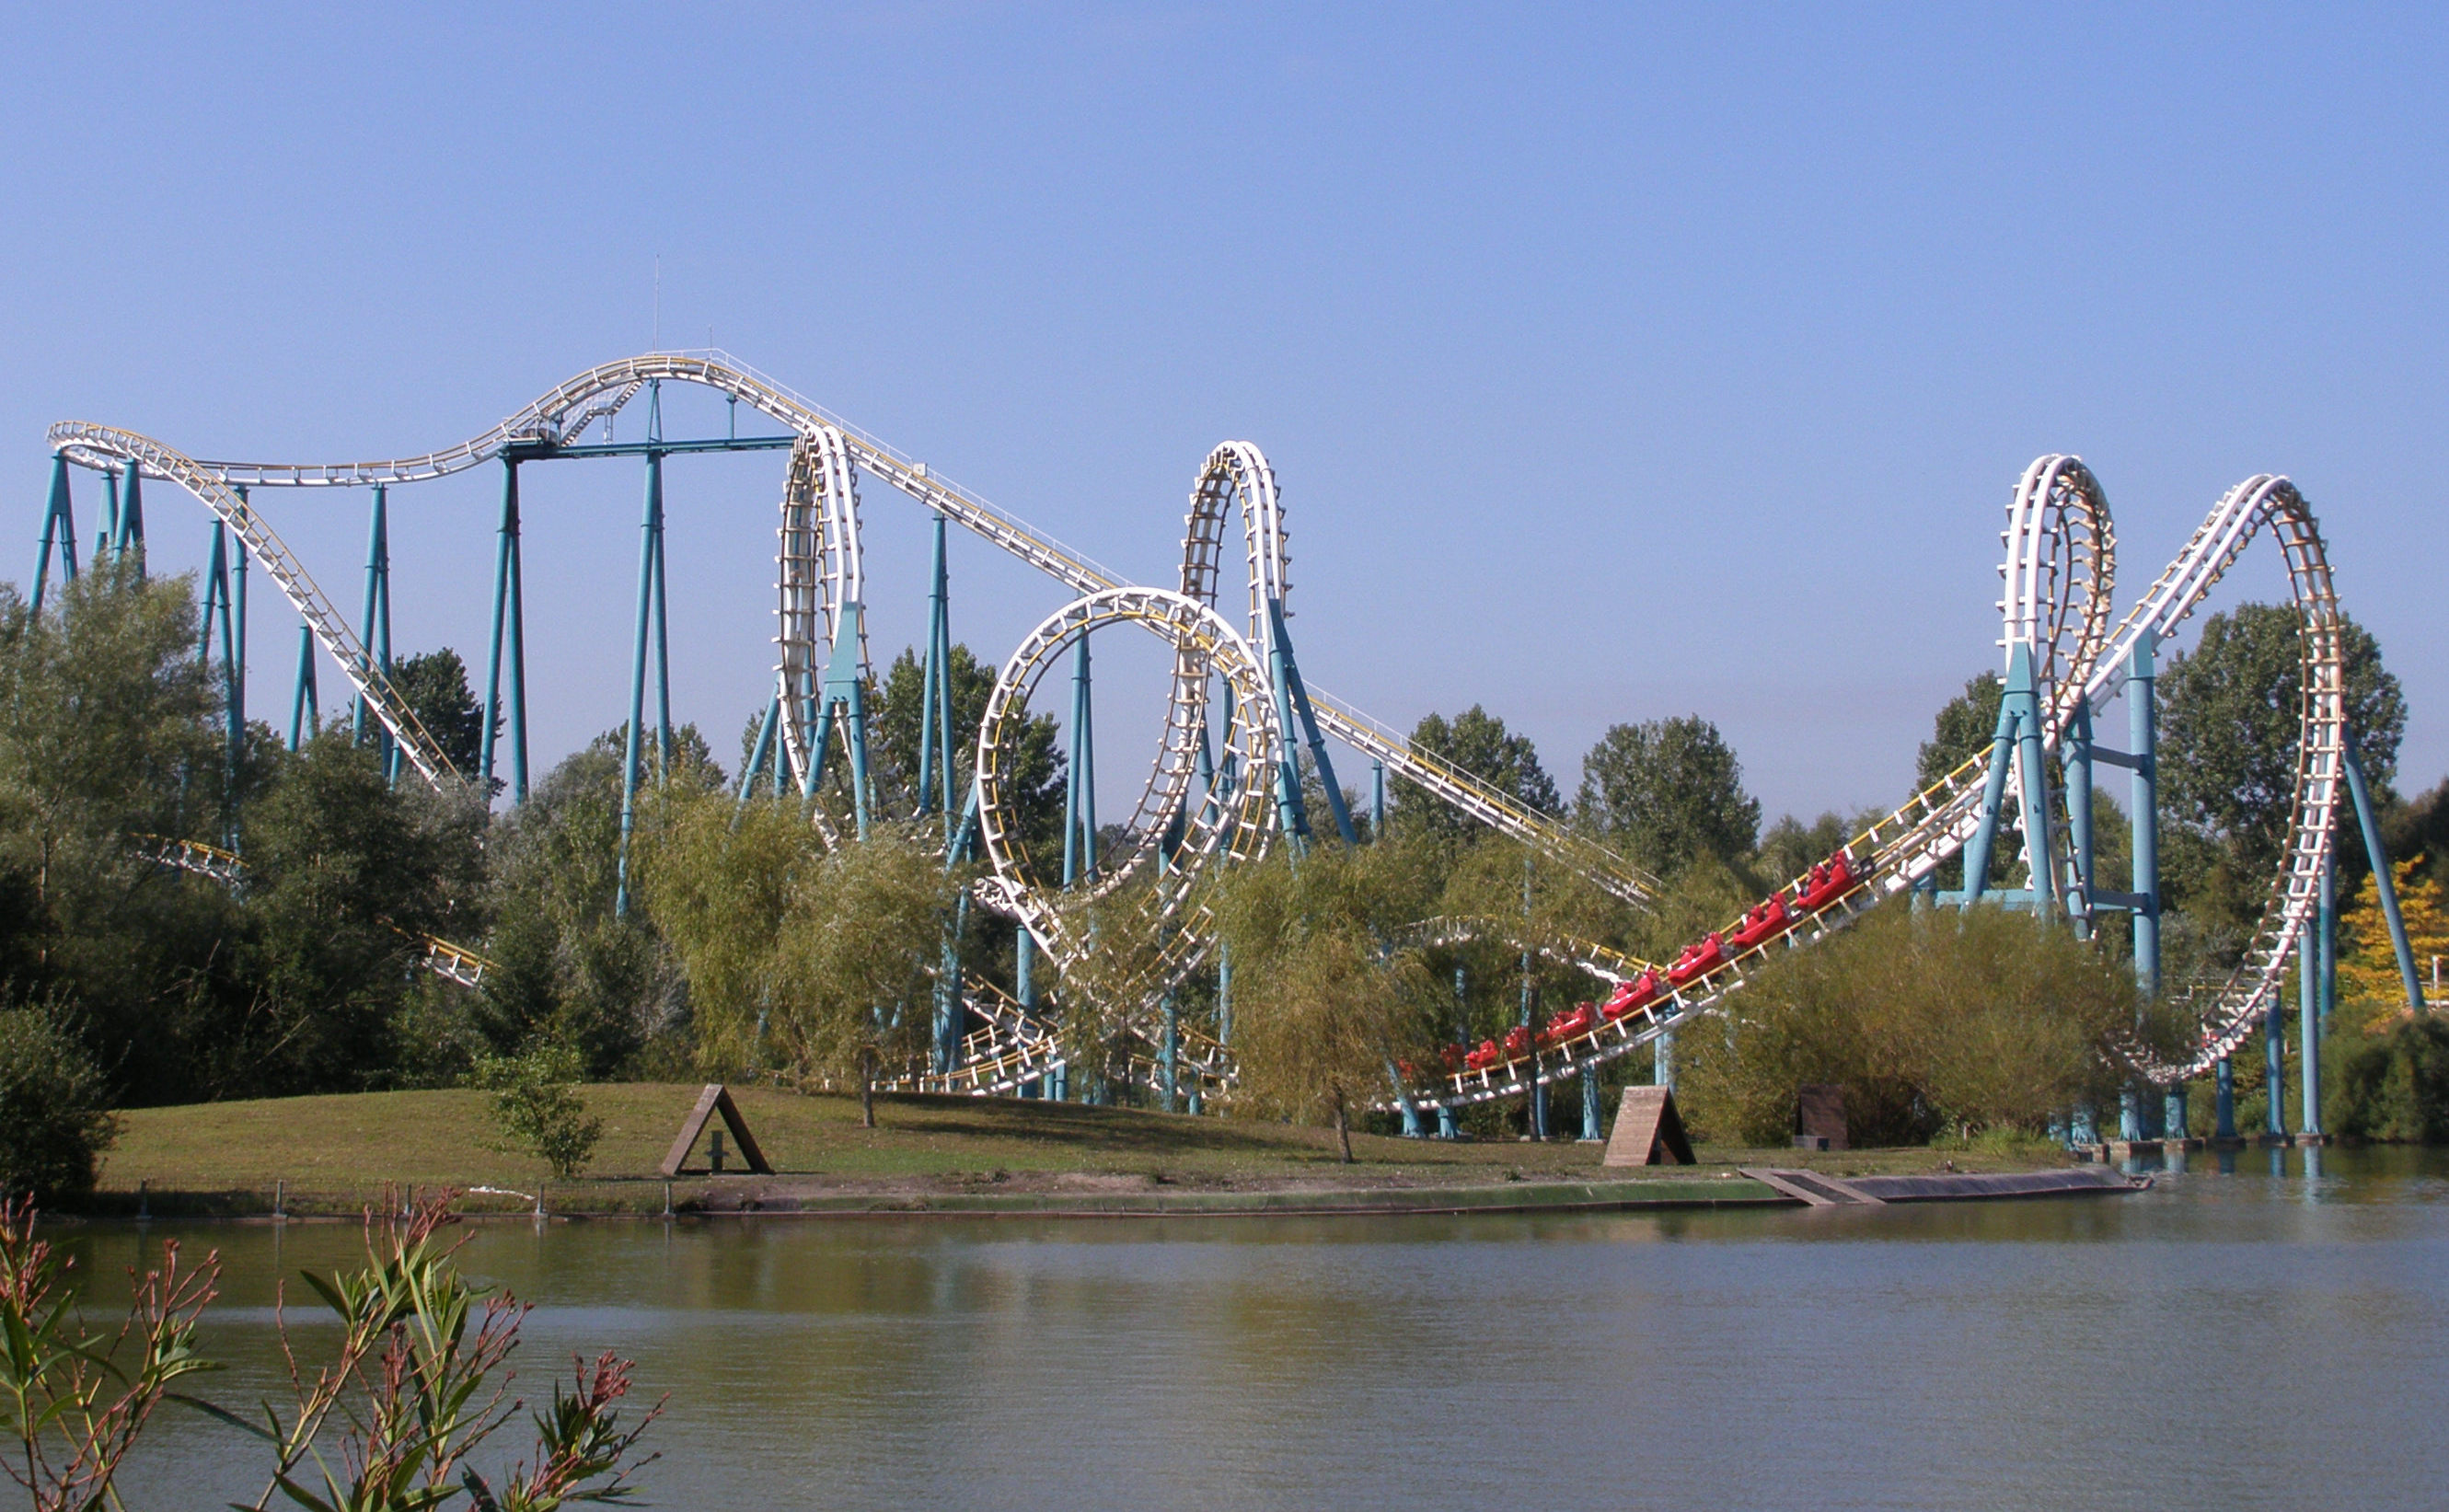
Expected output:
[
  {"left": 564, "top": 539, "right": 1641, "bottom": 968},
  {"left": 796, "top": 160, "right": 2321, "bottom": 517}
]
[{"left": 75, "top": 1147, "right": 2449, "bottom": 1512}]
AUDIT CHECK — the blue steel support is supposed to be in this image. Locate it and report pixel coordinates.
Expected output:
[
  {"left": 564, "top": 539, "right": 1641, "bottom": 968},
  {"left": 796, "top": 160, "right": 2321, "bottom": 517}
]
[
  {"left": 2299, "top": 922, "right": 2323, "bottom": 1137},
  {"left": 736, "top": 695, "right": 780, "bottom": 807},
  {"left": 614, "top": 446, "right": 664, "bottom": 918},
  {"left": 199, "top": 515, "right": 241, "bottom": 843},
  {"left": 1580, "top": 1064, "right": 1603, "bottom": 1142},
  {"left": 2066, "top": 698, "right": 2095, "bottom": 940},
  {"left": 229, "top": 488, "right": 248, "bottom": 840},
  {"left": 288, "top": 622, "right": 318, "bottom": 750},
  {"left": 1262, "top": 606, "right": 1311, "bottom": 847},
  {"left": 31, "top": 456, "right": 76, "bottom": 613},
  {"left": 1371, "top": 758, "right": 1385, "bottom": 838},
  {"left": 480, "top": 461, "right": 522, "bottom": 800},
  {"left": 2265, "top": 993, "right": 2288, "bottom": 1137},
  {"left": 1265, "top": 599, "right": 1359, "bottom": 846},
  {"left": 1655, "top": 1030, "right": 1676, "bottom": 1094},
  {"left": 1062, "top": 633, "right": 1096, "bottom": 885},
  {"left": 95, "top": 469, "right": 118, "bottom": 563},
  {"left": 1957, "top": 662, "right": 2025, "bottom": 902},
  {"left": 2009, "top": 651, "right": 2057, "bottom": 916},
  {"left": 351, "top": 486, "right": 390, "bottom": 751},
  {"left": 113, "top": 459, "right": 144, "bottom": 572},
  {"left": 918, "top": 514, "right": 957, "bottom": 830},
  {"left": 2342, "top": 728, "right": 2427, "bottom": 1013},
  {"left": 1161, "top": 994, "right": 1179, "bottom": 1113},
  {"left": 2129, "top": 632, "right": 2161, "bottom": 993},
  {"left": 800, "top": 603, "right": 875, "bottom": 838},
  {"left": 2164, "top": 1085, "right": 2188, "bottom": 1144},
  {"left": 2215, "top": 1057, "right": 2236, "bottom": 1141}
]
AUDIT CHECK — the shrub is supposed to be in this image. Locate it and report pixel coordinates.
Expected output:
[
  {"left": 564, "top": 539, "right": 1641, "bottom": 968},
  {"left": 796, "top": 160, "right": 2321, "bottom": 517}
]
[
  {"left": 1675, "top": 900, "right": 2175, "bottom": 1146},
  {"left": 0, "top": 998, "right": 116, "bottom": 1201},
  {"left": 2328, "top": 1016, "right": 2449, "bottom": 1143},
  {"left": 477, "top": 1042, "right": 604, "bottom": 1178}
]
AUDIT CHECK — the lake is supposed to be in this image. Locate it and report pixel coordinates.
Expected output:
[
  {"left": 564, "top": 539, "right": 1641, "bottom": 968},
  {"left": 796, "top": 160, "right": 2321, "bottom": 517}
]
[{"left": 73, "top": 1146, "right": 2449, "bottom": 1510}]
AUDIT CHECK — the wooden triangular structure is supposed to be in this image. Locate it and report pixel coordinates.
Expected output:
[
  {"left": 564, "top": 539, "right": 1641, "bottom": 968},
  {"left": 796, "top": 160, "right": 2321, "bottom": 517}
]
[
  {"left": 659, "top": 1084, "right": 774, "bottom": 1176},
  {"left": 1602, "top": 1085, "right": 1695, "bottom": 1167}
]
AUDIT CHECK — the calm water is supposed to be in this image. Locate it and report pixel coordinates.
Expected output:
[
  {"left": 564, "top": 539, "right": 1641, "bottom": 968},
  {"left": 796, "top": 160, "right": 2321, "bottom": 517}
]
[{"left": 71, "top": 1148, "right": 2449, "bottom": 1511}]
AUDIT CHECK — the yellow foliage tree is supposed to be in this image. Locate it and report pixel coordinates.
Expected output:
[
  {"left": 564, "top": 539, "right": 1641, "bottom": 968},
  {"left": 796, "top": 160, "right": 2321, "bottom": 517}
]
[{"left": 2335, "top": 855, "right": 2449, "bottom": 1030}]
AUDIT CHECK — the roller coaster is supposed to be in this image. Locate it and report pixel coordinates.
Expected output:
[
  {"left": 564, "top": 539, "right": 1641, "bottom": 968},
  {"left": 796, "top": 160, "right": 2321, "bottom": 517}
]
[{"left": 28, "top": 354, "right": 2433, "bottom": 1145}]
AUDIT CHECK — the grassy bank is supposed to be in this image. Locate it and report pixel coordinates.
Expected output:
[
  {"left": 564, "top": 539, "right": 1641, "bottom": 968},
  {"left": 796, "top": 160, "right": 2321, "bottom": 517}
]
[{"left": 86, "top": 1083, "right": 2063, "bottom": 1218}]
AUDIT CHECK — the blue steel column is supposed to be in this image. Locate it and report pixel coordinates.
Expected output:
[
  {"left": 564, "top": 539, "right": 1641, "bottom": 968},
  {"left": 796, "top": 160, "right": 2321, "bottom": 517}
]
[
  {"left": 95, "top": 469, "right": 118, "bottom": 563},
  {"left": 615, "top": 445, "right": 664, "bottom": 918},
  {"left": 114, "top": 459, "right": 144, "bottom": 572},
  {"left": 1062, "top": 634, "right": 1096, "bottom": 885},
  {"left": 2066, "top": 698, "right": 2095, "bottom": 939},
  {"left": 30, "top": 456, "right": 76, "bottom": 612},
  {"left": 2299, "top": 922, "right": 2323, "bottom": 1137},
  {"left": 351, "top": 485, "right": 389, "bottom": 749},
  {"left": 2129, "top": 633, "right": 2160, "bottom": 992},
  {"left": 2008, "top": 650, "right": 2057, "bottom": 916},
  {"left": 480, "top": 460, "right": 520, "bottom": 799},
  {"left": 651, "top": 496, "right": 673, "bottom": 776},
  {"left": 288, "top": 623, "right": 318, "bottom": 750},
  {"left": 2215, "top": 1057, "right": 2237, "bottom": 1141},
  {"left": 229, "top": 487, "right": 248, "bottom": 842},
  {"left": 1580, "top": 1063, "right": 1603, "bottom": 1142},
  {"left": 2265, "top": 993, "right": 2288, "bottom": 1138},
  {"left": 1370, "top": 758, "right": 1385, "bottom": 837},
  {"left": 2343, "top": 729, "right": 2426, "bottom": 1013}
]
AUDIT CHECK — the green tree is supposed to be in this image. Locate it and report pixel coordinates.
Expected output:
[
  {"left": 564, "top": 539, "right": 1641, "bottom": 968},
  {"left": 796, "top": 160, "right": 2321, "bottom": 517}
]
[
  {"left": 0, "top": 996, "right": 116, "bottom": 1202},
  {"left": 764, "top": 826, "right": 959, "bottom": 1126},
  {"left": 478, "top": 1041, "right": 605, "bottom": 1179},
  {"left": 1388, "top": 705, "right": 1560, "bottom": 845},
  {"left": 2159, "top": 603, "right": 2404, "bottom": 925},
  {"left": 478, "top": 728, "right": 711, "bottom": 1078},
  {"left": 389, "top": 648, "right": 491, "bottom": 782},
  {"left": 1917, "top": 671, "right": 2004, "bottom": 788},
  {"left": 1206, "top": 840, "right": 1443, "bottom": 1160},
  {"left": 1575, "top": 715, "right": 1761, "bottom": 877}
]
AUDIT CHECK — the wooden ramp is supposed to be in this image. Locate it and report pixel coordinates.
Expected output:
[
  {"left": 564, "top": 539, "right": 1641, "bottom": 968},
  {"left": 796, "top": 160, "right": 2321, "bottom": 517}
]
[
  {"left": 1602, "top": 1087, "right": 1696, "bottom": 1167},
  {"left": 659, "top": 1084, "right": 774, "bottom": 1177},
  {"left": 1738, "top": 1167, "right": 1887, "bottom": 1206}
]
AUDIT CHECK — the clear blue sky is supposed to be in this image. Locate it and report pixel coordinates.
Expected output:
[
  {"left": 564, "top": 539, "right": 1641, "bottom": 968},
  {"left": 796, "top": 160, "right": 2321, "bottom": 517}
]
[{"left": 5, "top": 4, "right": 2443, "bottom": 824}]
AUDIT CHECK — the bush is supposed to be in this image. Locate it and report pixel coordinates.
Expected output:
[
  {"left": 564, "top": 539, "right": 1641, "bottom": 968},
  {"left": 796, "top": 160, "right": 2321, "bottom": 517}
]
[
  {"left": 476, "top": 1042, "right": 604, "bottom": 1178},
  {"left": 1675, "top": 900, "right": 2175, "bottom": 1147},
  {"left": 0, "top": 998, "right": 116, "bottom": 1201},
  {"left": 2328, "top": 1016, "right": 2449, "bottom": 1143}
]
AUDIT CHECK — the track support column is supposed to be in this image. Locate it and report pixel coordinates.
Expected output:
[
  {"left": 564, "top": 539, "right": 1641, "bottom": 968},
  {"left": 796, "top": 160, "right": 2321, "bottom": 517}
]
[
  {"left": 288, "top": 622, "right": 318, "bottom": 750},
  {"left": 481, "top": 458, "right": 530, "bottom": 802},
  {"left": 2265, "top": 994, "right": 2288, "bottom": 1138},
  {"left": 2300, "top": 922, "right": 2323, "bottom": 1137},
  {"left": 2129, "top": 632, "right": 2161, "bottom": 993},
  {"left": 2214, "top": 1057, "right": 2236, "bottom": 1141},
  {"left": 2344, "top": 728, "right": 2425, "bottom": 1013},
  {"left": 615, "top": 443, "right": 664, "bottom": 918},
  {"left": 30, "top": 455, "right": 76, "bottom": 613}
]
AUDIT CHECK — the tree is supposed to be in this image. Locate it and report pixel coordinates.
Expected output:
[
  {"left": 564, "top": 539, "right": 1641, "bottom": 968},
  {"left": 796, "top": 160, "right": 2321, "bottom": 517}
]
[
  {"left": 1917, "top": 672, "right": 2004, "bottom": 789},
  {"left": 764, "top": 826, "right": 958, "bottom": 1126},
  {"left": 1387, "top": 706, "right": 1560, "bottom": 845},
  {"left": 1206, "top": 839, "right": 1443, "bottom": 1160},
  {"left": 389, "top": 648, "right": 491, "bottom": 782},
  {"left": 0, "top": 996, "right": 115, "bottom": 1202},
  {"left": 2335, "top": 856, "right": 2447, "bottom": 1028},
  {"left": 478, "top": 1041, "right": 605, "bottom": 1179},
  {"left": 1575, "top": 716, "right": 1760, "bottom": 877},
  {"left": 2159, "top": 603, "right": 2404, "bottom": 924},
  {"left": 1754, "top": 812, "right": 1857, "bottom": 888}
]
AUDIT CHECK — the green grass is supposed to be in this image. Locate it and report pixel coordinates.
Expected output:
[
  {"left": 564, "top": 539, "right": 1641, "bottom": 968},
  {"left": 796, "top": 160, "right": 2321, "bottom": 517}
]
[{"left": 86, "top": 1083, "right": 2063, "bottom": 1218}]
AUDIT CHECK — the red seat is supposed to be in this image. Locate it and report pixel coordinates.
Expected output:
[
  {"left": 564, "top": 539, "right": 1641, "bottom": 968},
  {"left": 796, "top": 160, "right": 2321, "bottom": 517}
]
[
  {"left": 1602, "top": 970, "right": 1663, "bottom": 1020},
  {"left": 1502, "top": 1024, "right": 1533, "bottom": 1058},
  {"left": 1729, "top": 893, "right": 1792, "bottom": 952},
  {"left": 1463, "top": 1039, "right": 1502, "bottom": 1072},
  {"left": 1667, "top": 932, "right": 1726, "bottom": 987},
  {"left": 1439, "top": 1044, "right": 1468, "bottom": 1074},
  {"left": 1796, "top": 850, "right": 1857, "bottom": 912},
  {"left": 1539, "top": 1001, "right": 1597, "bottom": 1047}
]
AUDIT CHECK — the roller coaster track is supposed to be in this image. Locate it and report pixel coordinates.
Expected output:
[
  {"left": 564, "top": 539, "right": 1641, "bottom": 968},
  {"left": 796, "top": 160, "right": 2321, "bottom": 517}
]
[{"left": 52, "top": 358, "right": 2349, "bottom": 1104}]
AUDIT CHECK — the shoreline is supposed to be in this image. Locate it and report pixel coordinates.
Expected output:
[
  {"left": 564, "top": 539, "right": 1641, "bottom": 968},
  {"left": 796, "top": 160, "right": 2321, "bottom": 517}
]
[{"left": 59, "top": 1166, "right": 2142, "bottom": 1223}]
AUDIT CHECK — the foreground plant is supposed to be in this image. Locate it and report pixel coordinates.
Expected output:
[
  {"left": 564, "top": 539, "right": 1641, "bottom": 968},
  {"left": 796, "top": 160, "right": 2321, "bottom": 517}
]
[
  {"left": 0, "top": 1197, "right": 220, "bottom": 1512},
  {"left": 193, "top": 1189, "right": 659, "bottom": 1512}
]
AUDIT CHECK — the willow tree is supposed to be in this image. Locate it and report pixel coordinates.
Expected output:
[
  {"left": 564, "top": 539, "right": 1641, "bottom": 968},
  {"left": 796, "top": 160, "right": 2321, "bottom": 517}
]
[{"left": 1205, "top": 838, "right": 1443, "bottom": 1160}]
